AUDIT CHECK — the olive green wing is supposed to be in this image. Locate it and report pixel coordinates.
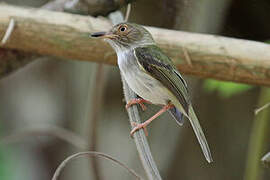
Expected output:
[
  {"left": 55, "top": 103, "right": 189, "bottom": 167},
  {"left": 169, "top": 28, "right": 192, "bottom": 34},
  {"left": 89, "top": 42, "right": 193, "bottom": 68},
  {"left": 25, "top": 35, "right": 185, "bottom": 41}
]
[
  {"left": 134, "top": 45, "right": 190, "bottom": 114},
  {"left": 134, "top": 45, "right": 213, "bottom": 163}
]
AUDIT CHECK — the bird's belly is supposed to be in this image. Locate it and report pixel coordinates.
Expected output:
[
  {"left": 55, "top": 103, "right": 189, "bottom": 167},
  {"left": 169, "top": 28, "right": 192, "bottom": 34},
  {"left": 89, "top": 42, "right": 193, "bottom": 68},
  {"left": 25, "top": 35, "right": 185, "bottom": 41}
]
[
  {"left": 123, "top": 69, "right": 171, "bottom": 105},
  {"left": 117, "top": 50, "right": 172, "bottom": 105}
]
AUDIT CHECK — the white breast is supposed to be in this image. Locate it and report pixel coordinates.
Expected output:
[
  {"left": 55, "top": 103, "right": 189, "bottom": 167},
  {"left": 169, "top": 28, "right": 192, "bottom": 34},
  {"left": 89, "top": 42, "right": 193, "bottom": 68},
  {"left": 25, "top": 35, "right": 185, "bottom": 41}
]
[{"left": 117, "top": 50, "right": 171, "bottom": 105}]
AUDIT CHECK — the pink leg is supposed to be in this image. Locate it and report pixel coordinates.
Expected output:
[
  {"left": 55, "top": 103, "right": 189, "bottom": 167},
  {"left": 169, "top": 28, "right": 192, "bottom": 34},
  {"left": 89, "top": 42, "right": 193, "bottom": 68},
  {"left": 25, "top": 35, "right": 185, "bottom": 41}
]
[
  {"left": 126, "top": 98, "right": 151, "bottom": 111},
  {"left": 130, "top": 103, "right": 174, "bottom": 136}
]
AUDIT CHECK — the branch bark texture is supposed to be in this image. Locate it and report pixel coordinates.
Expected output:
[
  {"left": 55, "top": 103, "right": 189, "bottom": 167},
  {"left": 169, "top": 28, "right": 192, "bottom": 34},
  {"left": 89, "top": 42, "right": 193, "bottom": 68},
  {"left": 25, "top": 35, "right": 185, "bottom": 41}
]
[{"left": 1, "top": 4, "right": 270, "bottom": 85}]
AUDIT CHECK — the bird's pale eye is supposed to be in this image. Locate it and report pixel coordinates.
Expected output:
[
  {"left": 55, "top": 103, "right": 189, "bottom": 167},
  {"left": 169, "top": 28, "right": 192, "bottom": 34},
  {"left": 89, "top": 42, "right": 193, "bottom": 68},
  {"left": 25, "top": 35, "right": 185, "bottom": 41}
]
[{"left": 118, "top": 25, "right": 128, "bottom": 32}]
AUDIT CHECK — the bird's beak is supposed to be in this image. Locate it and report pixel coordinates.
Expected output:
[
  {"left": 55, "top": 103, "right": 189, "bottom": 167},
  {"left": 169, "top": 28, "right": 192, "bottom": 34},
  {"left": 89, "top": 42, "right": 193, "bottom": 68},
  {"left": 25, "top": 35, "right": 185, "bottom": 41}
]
[{"left": 90, "top": 31, "right": 116, "bottom": 39}]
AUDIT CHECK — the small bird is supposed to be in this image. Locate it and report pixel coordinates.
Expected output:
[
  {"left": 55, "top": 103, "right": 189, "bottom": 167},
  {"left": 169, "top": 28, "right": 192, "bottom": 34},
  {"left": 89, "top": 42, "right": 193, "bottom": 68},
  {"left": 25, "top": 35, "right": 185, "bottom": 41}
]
[{"left": 91, "top": 23, "right": 213, "bottom": 163}]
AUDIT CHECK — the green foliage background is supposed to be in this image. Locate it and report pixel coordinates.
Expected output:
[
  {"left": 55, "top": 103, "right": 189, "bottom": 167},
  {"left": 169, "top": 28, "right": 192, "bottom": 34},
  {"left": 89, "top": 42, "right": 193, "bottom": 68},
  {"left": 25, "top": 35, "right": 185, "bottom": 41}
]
[{"left": 203, "top": 79, "right": 253, "bottom": 98}]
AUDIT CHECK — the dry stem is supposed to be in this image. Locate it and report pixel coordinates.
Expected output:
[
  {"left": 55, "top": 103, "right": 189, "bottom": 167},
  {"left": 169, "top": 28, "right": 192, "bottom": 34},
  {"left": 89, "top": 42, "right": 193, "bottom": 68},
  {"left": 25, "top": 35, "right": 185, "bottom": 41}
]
[{"left": 1, "top": 4, "right": 270, "bottom": 85}]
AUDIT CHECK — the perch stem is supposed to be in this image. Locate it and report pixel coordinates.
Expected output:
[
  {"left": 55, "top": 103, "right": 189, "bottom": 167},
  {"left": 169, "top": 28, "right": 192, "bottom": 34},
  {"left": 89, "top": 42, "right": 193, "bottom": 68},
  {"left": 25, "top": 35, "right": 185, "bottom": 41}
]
[{"left": 122, "top": 76, "right": 162, "bottom": 180}]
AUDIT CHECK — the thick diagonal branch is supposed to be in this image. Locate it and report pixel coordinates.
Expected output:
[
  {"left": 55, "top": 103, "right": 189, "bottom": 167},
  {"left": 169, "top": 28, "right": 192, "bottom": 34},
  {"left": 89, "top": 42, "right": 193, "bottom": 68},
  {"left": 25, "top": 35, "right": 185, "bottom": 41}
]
[{"left": 1, "top": 4, "right": 270, "bottom": 86}]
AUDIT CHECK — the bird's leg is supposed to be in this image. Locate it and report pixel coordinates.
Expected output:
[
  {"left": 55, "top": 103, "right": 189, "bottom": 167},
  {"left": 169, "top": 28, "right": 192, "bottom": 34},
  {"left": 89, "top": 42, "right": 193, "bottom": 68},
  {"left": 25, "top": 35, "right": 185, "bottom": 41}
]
[
  {"left": 126, "top": 98, "right": 151, "bottom": 111},
  {"left": 130, "top": 102, "right": 174, "bottom": 136}
]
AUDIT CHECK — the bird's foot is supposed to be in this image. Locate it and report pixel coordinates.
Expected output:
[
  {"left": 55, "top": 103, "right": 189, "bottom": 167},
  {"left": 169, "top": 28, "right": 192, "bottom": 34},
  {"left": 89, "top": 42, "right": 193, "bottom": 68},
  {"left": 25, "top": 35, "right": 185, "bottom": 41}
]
[
  {"left": 130, "top": 122, "right": 149, "bottom": 137},
  {"left": 126, "top": 98, "right": 151, "bottom": 111},
  {"left": 130, "top": 102, "right": 174, "bottom": 137}
]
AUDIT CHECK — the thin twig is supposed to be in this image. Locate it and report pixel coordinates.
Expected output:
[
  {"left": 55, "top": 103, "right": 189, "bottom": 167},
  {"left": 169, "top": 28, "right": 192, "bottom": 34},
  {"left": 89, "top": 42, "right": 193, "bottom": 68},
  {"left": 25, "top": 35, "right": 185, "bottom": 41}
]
[
  {"left": 110, "top": 8, "right": 162, "bottom": 180},
  {"left": 51, "top": 151, "right": 142, "bottom": 180},
  {"left": 125, "top": 3, "right": 132, "bottom": 22},
  {"left": 86, "top": 64, "right": 108, "bottom": 180},
  {"left": 85, "top": 4, "right": 130, "bottom": 178},
  {"left": 0, "top": 125, "right": 87, "bottom": 149},
  {"left": 244, "top": 87, "right": 270, "bottom": 180},
  {"left": 254, "top": 102, "right": 270, "bottom": 115},
  {"left": 122, "top": 76, "right": 162, "bottom": 180},
  {"left": 182, "top": 47, "right": 192, "bottom": 66},
  {"left": 1, "top": 18, "right": 15, "bottom": 45}
]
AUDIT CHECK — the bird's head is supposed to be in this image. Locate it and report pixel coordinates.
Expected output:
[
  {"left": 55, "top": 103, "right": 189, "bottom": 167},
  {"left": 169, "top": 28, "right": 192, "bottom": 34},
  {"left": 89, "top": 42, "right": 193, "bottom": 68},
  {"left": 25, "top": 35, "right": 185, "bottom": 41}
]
[{"left": 91, "top": 23, "right": 155, "bottom": 52}]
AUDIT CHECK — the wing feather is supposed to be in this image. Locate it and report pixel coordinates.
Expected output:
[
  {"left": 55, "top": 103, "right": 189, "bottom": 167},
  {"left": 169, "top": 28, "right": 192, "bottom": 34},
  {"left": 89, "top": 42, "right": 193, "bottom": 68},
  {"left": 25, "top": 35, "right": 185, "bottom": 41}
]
[
  {"left": 134, "top": 45, "right": 190, "bottom": 114},
  {"left": 134, "top": 45, "right": 213, "bottom": 163}
]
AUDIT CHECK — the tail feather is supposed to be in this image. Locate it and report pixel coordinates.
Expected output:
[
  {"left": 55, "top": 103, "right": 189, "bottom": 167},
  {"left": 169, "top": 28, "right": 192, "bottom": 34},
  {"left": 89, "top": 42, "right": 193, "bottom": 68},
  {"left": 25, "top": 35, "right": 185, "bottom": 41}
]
[
  {"left": 168, "top": 107, "right": 184, "bottom": 126},
  {"left": 187, "top": 105, "right": 213, "bottom": 163}
]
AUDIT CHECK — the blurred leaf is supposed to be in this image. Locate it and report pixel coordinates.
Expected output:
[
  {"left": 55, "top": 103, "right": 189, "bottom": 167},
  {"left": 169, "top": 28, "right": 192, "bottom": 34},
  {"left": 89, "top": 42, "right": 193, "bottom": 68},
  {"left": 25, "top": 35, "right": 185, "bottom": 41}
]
[
  {"left": 0, "top": 123, "right": 14, "bottom": 180},
  {"left": 0, "top": 146, "right": 13, "bottom": 180},
  {"left": 203, "top": 79, "right": 254, "bottom": 98}
]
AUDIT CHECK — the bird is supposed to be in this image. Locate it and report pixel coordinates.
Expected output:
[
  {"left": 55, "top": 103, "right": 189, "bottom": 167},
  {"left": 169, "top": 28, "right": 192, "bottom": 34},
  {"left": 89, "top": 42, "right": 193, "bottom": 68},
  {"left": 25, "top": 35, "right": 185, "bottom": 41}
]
[{"left": 91, "top": 23, "right": 213, "bottom": 163}]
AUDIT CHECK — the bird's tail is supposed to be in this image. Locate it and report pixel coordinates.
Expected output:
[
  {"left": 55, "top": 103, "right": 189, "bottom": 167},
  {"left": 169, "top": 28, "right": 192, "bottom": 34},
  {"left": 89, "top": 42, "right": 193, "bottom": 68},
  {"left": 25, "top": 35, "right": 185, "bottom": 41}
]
[{"left": 187, "top": 105, "right": 213, "bottom": 163}]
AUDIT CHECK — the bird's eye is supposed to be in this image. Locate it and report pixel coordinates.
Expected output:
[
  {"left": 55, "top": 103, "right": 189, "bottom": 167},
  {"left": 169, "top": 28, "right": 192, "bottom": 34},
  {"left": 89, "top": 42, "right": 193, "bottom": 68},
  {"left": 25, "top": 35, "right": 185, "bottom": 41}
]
[{"left": 119, "top": 26, "right": 127, "bottom": 32}]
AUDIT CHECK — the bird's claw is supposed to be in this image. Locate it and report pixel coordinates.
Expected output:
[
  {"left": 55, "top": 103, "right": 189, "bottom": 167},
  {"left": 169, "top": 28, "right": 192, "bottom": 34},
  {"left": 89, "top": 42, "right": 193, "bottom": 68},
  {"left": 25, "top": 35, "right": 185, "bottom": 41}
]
[
  {"left": 130, "top": 122, "right": 148, "bottom": 137},
  {"left": 126, "top": 98, "right": 149, "bottom": 111}
]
